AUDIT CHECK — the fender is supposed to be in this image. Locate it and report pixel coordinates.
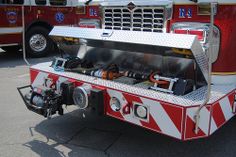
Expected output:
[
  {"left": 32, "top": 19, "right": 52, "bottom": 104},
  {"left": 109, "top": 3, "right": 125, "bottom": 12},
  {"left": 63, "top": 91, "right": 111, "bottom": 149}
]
[{"left": 25, "top": 20, "right": 52, "bottom": 32}]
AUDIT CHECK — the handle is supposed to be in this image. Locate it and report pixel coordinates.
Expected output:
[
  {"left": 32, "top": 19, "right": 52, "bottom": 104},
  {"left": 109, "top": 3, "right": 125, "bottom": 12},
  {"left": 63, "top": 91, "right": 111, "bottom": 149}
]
[{"left": 101, "top": 30, "right": 113, "bottom": 37}]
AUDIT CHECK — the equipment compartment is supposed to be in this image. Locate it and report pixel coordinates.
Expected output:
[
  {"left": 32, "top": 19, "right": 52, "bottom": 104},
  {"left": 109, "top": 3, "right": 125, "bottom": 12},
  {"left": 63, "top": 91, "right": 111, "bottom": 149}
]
[
  {"left": 65, "top": 48, "right": 198, "bottom": 95},
  {"left": 49, "top": 27, "right": 208, "bottom": 96}
]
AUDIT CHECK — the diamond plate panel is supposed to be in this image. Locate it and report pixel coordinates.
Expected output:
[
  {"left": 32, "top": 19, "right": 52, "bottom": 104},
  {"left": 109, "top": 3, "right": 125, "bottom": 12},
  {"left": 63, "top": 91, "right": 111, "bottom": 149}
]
[
  {"left": 50, "top": 27, "right": 195, "bottom": 49},
  {"left": 50, "top": 27, "right": 209, "bottom": 82},
  {"left": 31, "top": 62, "right": 235, "bottom": 107}
]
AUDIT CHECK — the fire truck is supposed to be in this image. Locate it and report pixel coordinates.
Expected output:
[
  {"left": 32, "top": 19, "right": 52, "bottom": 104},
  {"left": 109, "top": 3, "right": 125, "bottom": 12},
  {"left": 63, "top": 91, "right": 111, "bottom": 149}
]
[
  {"left": 18, "top": 0, "right": 236, "bottom": 141},
  {"left": 0, "top": 0, "right": 100, "bottom": 57}
]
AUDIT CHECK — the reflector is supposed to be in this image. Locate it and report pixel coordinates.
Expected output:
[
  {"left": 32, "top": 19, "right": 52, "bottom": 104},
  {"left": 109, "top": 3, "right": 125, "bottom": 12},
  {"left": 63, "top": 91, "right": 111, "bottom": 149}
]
[
  {"left": 189, "top": 30, "right": 204, "bottom": 41},
  {"left": 174, "top": 29, "right": 188, "bottom": 34},
  {"left": 174, "top": 29, "right": 204, "bottom": 41}
]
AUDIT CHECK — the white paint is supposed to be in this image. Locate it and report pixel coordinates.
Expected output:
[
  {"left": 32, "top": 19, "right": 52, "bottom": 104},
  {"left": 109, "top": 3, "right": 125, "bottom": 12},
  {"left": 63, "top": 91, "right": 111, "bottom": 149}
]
[
  {"left": 32, "top": 72, "right": 49, "bottom": 87},
  {"left": 107, "top": 89, "right": 142, "bottom": 126},
  {"left": 212, "top": 75, "right": 236, "bottom": 86},
  {"left": 187, "top": 106, "right": 210, "bottom": 136},
  {"left": 219, "top": 97, "right": 234, "bottom": 121},
  {"left": 0, "top": 27, "right": 23, "bottom": 34},
  {"left": 142, "top": 98, "right": 181, "bottom": 139},
  {"left": 210, "top": 116, "right": 218, "bottom": 134},
  {"left": 57, "top": 77, "right": 68, "bottom": 84}
]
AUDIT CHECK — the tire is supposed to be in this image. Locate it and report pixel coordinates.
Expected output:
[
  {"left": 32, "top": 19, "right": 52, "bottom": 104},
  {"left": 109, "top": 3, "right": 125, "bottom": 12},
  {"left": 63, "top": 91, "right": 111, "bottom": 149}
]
[
  {"left": 2, "top": 45, "right": 21, "bottom": 52},
  {"left": 26, "top": 26, "right": 54, "bottom": 58}
]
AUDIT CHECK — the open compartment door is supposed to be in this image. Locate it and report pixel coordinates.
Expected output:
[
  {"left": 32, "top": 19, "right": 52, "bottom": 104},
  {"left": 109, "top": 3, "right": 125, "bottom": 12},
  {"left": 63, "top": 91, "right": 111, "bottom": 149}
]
[{"left": 49, "top": 27, "right": 209, "bottom": 84}]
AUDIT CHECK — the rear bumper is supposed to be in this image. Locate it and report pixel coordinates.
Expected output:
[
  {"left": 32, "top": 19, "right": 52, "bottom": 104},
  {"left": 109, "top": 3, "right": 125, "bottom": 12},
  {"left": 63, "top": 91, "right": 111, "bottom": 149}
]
[
  {"left": 17, "top": 85, "right": 47, "bottom": 116},
  {"left": 29, "top": 63, "right": 236, "bottom": 140}
]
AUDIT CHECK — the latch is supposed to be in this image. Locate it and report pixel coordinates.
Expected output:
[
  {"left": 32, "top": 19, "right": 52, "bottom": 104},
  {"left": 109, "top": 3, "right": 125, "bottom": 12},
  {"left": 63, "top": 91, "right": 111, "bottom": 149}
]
[{"left": 101, "top": 29, "right": 113, "bottom": 37}]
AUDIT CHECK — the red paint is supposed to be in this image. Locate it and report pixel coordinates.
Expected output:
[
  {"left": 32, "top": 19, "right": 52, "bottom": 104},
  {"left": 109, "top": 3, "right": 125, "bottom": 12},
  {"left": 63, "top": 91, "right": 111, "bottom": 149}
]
[
  {"left": 0, "top": 4, "right": 100, "bottom": 45},
  {"left": 188, "top": 30, "right": 204, "bottom": 41},
  {"left": 122, "top": 93, "right": 142, "bottom": 104},
  {"left": 162, "top": 104, "right": 183, "bottom": 133},
  {"left": 0, "top": 33, "right": 21, "bottom": 44},
  {"left": 185, "top": 116, "right": 206, "bottom": 139},
  {"left": 140, "top": 114, "right": 162, "bottom": 132},
  {"left": 212, "top": 103, "right": 226, "bottom": 127},
  {"left": 29, "top": 68, "right": 236, "bottom": 140},
  {"left": 174, "top": 29, "right": 188, "bottom": 34},
  {"left": 47, "top": 73, "right": 59, "bottom": 84},
  {"left": 170, "top": 5, "right": 236, "bottom": 73},
  {"left": 173, "top": 29, "right": 204, "bottom": 41},
  {"left": 228, "top": 93, "right": 235, "bottom": 109},
  {"left": 30, "top": 69, "right": 39, "bottom": 84}
]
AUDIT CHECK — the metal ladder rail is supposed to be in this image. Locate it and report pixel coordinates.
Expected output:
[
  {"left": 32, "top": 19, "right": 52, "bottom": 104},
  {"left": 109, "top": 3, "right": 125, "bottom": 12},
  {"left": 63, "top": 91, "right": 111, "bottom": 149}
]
[
  {"left": 22, "top": 5, "right": 30, "bottom": 66},
  {"left": 194, "top": 2, "right": 216, "bottom": 134}
]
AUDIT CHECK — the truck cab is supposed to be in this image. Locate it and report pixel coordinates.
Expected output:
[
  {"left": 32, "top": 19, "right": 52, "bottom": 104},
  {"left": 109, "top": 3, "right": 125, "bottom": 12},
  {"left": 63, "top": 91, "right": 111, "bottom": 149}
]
[{"left": 0, "top": 0, "right": 100, "bottom": 57}]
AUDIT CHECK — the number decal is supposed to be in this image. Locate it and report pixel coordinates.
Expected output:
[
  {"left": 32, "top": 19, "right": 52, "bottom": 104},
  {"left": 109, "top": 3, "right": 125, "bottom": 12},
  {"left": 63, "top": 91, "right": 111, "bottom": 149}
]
[{"left": 179, "top": 8, "right": 192, "bottom": 18}]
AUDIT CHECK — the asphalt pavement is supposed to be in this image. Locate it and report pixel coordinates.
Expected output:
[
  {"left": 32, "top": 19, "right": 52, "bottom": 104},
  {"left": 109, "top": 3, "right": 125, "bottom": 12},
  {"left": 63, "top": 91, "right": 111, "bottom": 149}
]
[{"left": 0, "top": 50, "right": 236, "bottom": 157}]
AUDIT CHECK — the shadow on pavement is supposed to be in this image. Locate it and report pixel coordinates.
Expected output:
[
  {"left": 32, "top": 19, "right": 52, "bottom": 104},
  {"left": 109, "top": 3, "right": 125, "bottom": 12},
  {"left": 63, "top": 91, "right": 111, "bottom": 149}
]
[
  {"left": 23, "top": 109, "right": 127, "bottom": 157},
  {"left": 8, "top": 47, "right": 236, "bottom": 157},
  {"left": 23, "top": 140, "right": 67, "bottom": 157},
  {"left": 0, "top": 50, "right": 59, "bottom": 68},
  {"left": 23, "top": 108, "right": 236, "bottom": 157}
]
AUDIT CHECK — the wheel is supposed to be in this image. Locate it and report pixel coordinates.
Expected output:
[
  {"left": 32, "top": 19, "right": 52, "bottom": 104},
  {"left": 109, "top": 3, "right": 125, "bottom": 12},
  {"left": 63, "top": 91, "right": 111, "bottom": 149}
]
[
  {"left": 26, "top": 26, "right": 54, "bottom": 57},
  {"left": 1, "top": 45, "right": 21, "bottom": 52}
]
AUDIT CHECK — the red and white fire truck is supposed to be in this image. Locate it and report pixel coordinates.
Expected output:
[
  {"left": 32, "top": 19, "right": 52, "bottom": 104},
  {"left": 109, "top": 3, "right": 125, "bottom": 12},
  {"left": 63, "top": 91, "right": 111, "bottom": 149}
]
[
  {"left": 0, "top": 0, "right": 100, "bottom": 57},
  {"left": 18, "top": 0, "right": 236, "bottom": 141}
]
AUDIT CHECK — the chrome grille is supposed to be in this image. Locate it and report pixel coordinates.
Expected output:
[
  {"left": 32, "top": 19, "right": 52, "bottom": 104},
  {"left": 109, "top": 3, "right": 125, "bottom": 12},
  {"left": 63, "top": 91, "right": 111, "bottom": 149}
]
[{"left": 103, "top": 7, "right": 165, "bottom": 32}]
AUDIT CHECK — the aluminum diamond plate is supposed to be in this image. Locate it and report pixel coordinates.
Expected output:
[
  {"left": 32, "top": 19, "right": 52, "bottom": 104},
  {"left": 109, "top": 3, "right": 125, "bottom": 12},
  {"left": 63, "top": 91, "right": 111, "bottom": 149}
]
[
  {"left": 50, "top": 27, "right": 195, "bottom": 49},
  {"left": 50, "top": 27, "right": 208, "bottom": 82},
  {"left": 191, "top": 38, "right": 209, "bottom": 83},
  {"left": 31, "top": 62, "right": 235, "bottom": 107}
]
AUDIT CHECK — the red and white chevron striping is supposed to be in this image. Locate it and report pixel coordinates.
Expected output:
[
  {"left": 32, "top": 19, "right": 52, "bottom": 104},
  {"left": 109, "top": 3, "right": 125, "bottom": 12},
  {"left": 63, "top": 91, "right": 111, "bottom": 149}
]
[{"left": 30, "top": 70, "right": 236, "bottom": 140}]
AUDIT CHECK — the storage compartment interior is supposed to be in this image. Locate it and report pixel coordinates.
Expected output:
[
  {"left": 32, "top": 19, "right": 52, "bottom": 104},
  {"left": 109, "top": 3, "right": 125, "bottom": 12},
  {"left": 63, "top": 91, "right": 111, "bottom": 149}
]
[
  {"left": 50, "top": 27, "right": 208, "bottom": 96},
  {"left": 53, "top": 45, "right": 206, "bottom": 96}
]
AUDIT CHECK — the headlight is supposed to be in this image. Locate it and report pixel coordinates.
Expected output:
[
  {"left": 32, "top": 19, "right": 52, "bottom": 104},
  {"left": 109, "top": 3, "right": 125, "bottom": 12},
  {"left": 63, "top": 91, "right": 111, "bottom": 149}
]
[{"left": 171, "top": 22, "right": 220, "bottom": 63}]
